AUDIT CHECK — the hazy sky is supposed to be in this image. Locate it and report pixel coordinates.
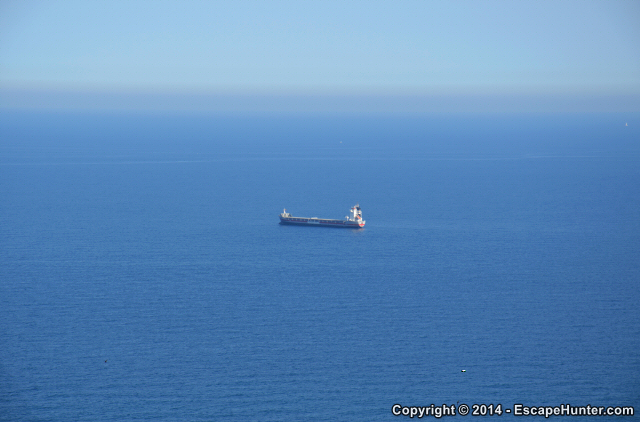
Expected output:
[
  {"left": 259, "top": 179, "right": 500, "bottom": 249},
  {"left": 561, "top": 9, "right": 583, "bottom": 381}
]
[{"left": 1, "top": 0, "right": 639, "bottom": 111}]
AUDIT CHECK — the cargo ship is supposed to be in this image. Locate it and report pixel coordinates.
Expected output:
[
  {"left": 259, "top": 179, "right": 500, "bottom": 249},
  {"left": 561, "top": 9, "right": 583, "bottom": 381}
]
[{"left": 279, "top": 205, "right": 365, "bottom": 228}]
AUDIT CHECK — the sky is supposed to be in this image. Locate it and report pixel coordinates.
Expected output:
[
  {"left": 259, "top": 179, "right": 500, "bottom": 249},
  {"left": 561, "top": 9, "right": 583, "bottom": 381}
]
[{"left": 1, "top": 0, "right": 639, "bottom": 112}]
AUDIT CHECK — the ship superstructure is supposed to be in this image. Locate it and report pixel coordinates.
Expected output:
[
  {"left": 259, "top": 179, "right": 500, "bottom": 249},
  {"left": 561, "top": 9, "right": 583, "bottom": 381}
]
[{"left": 279, "top": 205, "right": 365, "bottom": 228}]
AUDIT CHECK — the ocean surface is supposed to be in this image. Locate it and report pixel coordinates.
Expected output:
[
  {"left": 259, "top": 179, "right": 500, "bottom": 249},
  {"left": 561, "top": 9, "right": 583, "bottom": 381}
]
[{"left": 1, "top": 111, "right": 639, "bottom": 421}]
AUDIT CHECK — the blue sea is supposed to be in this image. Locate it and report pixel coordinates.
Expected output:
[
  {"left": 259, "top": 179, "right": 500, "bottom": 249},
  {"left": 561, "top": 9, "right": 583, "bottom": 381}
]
[{"left": 1, "top": 111, "right": 639, "bottom": 421}]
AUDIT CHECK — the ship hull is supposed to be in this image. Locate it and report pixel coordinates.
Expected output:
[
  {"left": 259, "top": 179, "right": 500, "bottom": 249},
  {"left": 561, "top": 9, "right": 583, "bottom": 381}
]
[{"left": 279, "top": 216, "right": 364, "bottom": 228}]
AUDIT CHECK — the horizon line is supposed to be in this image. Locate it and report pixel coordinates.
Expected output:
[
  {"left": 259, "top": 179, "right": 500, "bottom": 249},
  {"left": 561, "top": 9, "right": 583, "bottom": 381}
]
[{"left": 2, "top": 86, "right": 640, "bottom": 113}]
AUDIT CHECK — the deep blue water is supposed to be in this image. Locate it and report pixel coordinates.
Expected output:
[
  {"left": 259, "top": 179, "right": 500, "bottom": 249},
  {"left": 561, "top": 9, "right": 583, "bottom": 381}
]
[{"left": 1, "top": 111, "right": 639, "bottom": 421}]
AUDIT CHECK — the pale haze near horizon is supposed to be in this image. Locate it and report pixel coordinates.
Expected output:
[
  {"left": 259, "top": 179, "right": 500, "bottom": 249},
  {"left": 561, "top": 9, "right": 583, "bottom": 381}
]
[{"left": 1, "top": 0, "right": 639, "bottom": 112}]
